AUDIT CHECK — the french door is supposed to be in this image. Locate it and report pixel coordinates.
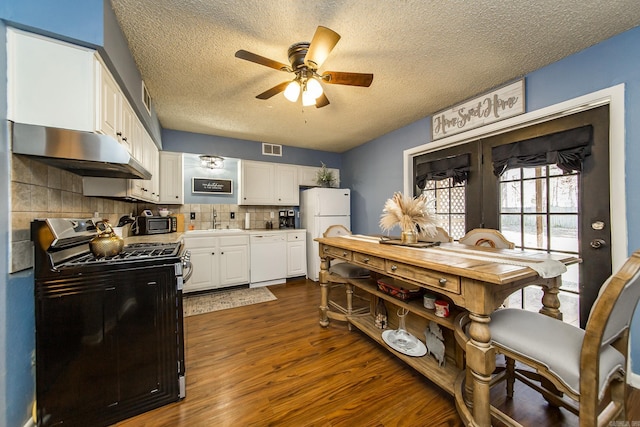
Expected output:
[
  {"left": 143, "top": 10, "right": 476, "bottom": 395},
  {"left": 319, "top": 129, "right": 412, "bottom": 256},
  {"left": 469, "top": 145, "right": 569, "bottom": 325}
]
[{"left": 418, "top": 105, "right": 611, "bottom": 327}]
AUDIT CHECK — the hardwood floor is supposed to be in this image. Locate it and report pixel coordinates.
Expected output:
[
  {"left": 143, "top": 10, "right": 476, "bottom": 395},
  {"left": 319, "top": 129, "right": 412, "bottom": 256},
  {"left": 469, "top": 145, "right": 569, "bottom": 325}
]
[{"left": 115, "top": 279, "right": 640, "bottom": 427}]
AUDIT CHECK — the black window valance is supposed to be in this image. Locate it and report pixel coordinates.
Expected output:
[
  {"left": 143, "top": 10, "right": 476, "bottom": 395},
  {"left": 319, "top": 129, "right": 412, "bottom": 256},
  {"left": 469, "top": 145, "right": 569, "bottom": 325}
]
[
  {"left": 492, "top": 125, "right": 593, "bottom": 176},
  {"left": 415, "top": 153, "right": 471, "bottom": 189}
]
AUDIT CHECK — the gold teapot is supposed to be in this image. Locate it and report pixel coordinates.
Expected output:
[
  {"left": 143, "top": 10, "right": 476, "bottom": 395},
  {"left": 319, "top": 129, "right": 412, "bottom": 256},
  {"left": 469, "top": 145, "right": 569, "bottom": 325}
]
[{"left": 90, "top": 220, "right": 124, "bottom": 258}]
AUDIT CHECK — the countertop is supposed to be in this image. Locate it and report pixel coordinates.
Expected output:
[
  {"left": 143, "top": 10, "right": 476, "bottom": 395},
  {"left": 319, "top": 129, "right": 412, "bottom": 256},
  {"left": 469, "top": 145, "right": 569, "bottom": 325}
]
[{"left": 124, "top": 228, "right": 306, "bottom": 244}]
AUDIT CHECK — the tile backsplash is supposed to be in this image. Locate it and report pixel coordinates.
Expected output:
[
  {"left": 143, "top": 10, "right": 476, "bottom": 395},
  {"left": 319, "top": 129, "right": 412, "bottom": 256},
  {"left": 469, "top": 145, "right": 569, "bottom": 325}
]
[
  {"left": 11, "top": 154, "right": 296, "bottom": 273},
  {"left": 11, "top": 155, "right": 137, "bottom": 273},
  {"left": 142, "top": 203, "right": 294, "bottom": 231}
]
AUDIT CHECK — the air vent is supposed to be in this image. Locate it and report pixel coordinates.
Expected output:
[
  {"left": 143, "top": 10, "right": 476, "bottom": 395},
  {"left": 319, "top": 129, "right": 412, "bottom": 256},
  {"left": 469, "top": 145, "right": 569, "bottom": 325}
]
[
  {"left": 262, "top": 143, "right": 282, "bottom": 157},
  {"left": 142, "top": 80, "right": 151, "bottom": 114}
]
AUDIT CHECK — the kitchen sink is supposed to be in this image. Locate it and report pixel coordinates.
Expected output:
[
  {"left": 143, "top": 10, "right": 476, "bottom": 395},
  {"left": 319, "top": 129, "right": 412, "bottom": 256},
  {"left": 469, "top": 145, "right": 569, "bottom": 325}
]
[{"left": 186, "top": 228, "right": 245, "bottom": 236}]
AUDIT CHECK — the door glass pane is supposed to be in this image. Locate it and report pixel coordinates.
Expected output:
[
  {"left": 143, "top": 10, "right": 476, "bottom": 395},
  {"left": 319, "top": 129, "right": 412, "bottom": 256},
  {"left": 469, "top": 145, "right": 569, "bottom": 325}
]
[
  {"left": 450, "top": 214, "right": 466, "bottom": 240},
  {"left": 500, "top": 181, "right": 521, "bottom": 212},
  {"left": 522, "top": 179, "right": 547, "bottom": 213},
  {"left": 522, "top": 165, "right": 546, "bottom": 179},
  {"left": 523, "top": 214, "right": 547, "bottom": 250},
  {"left": 560, "top": 263, "right": 579, "bottom": 293},
  {"left": 502, "top": 168, "right": 521, "bottom": 181},
  {"left": 550, "top": 214, "right": 578, "bottom": 252},
  {"left": 500, "top": 214, "right": 521, "bottom": 246},
  {"left": 523, "top": 286, "right": 543, "bottom": 311},
  {"left": 549, "top": 174, "right": 578, "bottom": 213},
  {"left": 421, "top": 177, "right": 466, "bottom": 240}
]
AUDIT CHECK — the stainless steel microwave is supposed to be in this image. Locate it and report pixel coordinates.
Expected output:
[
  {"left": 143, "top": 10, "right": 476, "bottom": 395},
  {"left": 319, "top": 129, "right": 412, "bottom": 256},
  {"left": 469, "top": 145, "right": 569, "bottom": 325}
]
[{"left": 135, "top": 216, "right": 176, "bottom": 235}]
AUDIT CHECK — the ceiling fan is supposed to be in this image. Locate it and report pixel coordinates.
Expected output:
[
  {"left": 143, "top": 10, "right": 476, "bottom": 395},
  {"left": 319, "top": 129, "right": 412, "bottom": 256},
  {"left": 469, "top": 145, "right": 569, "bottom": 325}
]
[{"left": 235, "top": 26, "right": 373, "bottom": 108}]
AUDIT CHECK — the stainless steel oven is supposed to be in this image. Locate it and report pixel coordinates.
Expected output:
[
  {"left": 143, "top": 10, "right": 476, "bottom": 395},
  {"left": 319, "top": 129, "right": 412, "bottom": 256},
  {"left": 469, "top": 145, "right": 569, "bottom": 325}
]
[{"left": 31, "top": 218, "right": 190, "bottom": 427}]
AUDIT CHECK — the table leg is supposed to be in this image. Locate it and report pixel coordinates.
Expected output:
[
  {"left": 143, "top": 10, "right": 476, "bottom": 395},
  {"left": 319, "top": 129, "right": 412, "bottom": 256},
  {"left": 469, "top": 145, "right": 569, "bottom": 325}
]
[
  {"left": 466, "top": 312, "right": 495, "bottom": 427},
  {"left": 539, "top": 277, "right": 563, "bottom": 320},
  {"left": 319, "top": 257, "right": 330, "bottom": 327}
]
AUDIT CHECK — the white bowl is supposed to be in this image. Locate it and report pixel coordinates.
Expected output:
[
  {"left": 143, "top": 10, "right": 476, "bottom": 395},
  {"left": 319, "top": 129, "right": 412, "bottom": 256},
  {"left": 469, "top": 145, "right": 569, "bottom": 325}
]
[{"left": 158, "top": 210, "right": 169, "bottom": 217}]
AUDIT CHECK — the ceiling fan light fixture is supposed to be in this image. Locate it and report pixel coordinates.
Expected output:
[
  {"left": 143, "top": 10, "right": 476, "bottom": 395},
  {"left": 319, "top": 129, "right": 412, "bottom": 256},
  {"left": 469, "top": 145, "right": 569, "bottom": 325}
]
[
  {"left": 283, "top": 80, "right": 301, "bottom": 102},
  {"left": 302, "top": 90, "right": 317, "bottom": 107},
  {"left": 305, "top": 77, "right": 323, "bottom": 99}
]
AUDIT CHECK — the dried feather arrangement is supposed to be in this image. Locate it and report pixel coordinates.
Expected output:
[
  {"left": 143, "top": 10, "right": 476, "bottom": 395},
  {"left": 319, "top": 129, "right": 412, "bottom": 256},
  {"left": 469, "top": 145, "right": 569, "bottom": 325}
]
[{"left": 379, "top": 192, "right": 437, "bottom": 238}]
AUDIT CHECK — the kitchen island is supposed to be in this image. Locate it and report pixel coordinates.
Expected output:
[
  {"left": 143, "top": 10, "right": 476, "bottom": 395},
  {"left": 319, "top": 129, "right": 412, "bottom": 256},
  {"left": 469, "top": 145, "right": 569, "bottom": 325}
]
[{"left": 315, "top": 234, "right": 578, "bottom": 427}]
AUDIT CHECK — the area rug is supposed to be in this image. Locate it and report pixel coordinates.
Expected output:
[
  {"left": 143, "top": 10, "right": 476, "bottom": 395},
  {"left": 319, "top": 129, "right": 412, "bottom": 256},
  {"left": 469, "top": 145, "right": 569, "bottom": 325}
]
[{"left": 183, "top": 287, "right": 277, "bottom": 317}]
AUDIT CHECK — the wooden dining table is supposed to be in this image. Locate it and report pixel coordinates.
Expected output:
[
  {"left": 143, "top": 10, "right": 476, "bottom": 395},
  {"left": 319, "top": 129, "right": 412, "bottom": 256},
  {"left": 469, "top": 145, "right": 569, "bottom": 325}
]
[{"left": 315, "top": 234, "right": 579, "bottom": 427}]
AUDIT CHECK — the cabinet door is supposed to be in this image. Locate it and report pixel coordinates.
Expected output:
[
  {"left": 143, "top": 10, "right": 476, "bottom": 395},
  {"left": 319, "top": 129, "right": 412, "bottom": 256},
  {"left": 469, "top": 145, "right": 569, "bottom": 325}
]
[
  {"left": 98, "top": 67, "right": 121, "bottom": 141},
  {"left": 159, "top": 152, "right": 184, "bottom": 204},
  {"left": 219, "top": 244, "right": 250, "bottom": 287},
  {"left": 276, "top": 164, "right": 299, "bottom": 205},
  {"left": 239, "top": 160, "right": 275, "bottom": 205},
  {"left": 119, "top": 100, "right": 135, "bottom": 153},
  {"left": 287, "top": 240, "right": 307, "bottom": 277},
  {"left": 7, "top": 28, "right": 95, "bottom": 131},
  {"left": 184, "top": 247, "right": 218, "bottom": 292},
  {"left": 298, "top": 165, "right": 320, "bottom": 187}
]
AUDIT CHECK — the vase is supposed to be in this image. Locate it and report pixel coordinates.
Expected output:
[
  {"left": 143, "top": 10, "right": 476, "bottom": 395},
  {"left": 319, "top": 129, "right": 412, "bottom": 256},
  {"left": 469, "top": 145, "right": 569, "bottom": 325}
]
[
  {"left": 401, "top": 229, "right": 417, "bottom": 244},
  {"left": 392, "top": 308, "right": 416, "bottom": 350}
]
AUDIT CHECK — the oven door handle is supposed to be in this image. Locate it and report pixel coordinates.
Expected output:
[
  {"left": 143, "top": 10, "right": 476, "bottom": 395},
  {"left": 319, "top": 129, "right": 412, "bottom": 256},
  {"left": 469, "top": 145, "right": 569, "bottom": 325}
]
[{"left": 181, "top": 250, "right": 193, "bottom": 283}]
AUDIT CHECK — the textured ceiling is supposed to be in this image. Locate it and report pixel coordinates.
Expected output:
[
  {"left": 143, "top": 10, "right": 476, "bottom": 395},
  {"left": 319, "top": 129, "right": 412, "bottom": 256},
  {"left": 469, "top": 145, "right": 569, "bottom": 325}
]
[{"left": 110, "top": 0, "right": 640, "bottom": 153}]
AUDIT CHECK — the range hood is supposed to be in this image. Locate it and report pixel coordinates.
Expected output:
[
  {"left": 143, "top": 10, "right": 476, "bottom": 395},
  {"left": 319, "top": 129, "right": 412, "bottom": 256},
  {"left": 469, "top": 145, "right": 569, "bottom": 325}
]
[{"left": 10, "top": 122, "right": 152, "bottom": 180}]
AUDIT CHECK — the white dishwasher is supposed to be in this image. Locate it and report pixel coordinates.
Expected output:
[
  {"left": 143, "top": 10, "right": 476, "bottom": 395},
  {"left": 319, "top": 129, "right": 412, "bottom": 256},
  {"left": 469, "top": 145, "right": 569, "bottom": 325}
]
[{"left": 250, "top": 233, "right": 287, "bottom": 287}]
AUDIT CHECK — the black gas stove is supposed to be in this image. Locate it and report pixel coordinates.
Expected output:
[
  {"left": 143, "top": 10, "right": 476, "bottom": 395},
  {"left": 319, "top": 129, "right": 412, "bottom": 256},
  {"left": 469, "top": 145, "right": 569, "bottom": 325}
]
[
  {"left": 31, "top": 219, "right": 188, "bottom": 427},
  {"left": 60, "top": 242, "right": 182, "bottom": 267}
]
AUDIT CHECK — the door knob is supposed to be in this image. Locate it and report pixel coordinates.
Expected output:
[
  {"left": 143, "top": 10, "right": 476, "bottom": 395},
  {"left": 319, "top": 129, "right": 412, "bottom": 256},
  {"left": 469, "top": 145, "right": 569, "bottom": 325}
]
[{"left": 590, "top": 239, "right": 606, "bottom": 249}]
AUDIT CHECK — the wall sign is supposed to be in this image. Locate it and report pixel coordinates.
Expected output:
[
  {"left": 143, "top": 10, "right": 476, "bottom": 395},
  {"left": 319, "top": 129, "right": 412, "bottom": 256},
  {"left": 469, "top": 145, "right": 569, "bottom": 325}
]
[
  {"left": 431, "top": 79, "right": 525, "bottom": 141},
  {"left": 192, "top": 177, "right": 233, "bottom": 194}
]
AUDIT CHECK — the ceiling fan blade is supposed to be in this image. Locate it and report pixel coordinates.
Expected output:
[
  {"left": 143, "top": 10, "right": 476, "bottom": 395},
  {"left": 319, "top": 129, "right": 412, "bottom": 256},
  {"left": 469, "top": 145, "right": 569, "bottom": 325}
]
[
  {"left": 235, "top": 50, "right": 291, "bottom": 72},
  {"left": 304, "top": 26, "right": 341, "bottom": 69},
  {"left": 256, "top": 81, "right": 290, "bottom": 100},
  {"left": 322, "top": 71, "right": 373, "bottom": 87},
  {"left": 315, "top": 93, "right": 330, "bottom": 108}
]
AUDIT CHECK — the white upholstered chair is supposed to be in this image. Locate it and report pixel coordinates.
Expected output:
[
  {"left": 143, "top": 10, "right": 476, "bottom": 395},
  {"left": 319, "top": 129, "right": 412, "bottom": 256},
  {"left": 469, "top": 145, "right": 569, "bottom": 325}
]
[
  {"left": 458, "top": 228, "right": 515, "bottom": 249},
  {"left": 419, "top": 226, "right": 453, "bottom": 243},
  {"left": 322, "top": 225, "right": 370, "bottom": 327},
  {"left": 488, "top": 250, "right": 640, "bottom": 426}
]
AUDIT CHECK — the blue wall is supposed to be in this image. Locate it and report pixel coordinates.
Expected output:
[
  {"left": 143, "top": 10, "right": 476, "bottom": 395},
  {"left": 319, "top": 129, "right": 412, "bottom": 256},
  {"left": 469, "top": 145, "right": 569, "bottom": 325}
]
[
  {"left": 341, "top": 26, "right": 640, "bottom": 377},
  {"left": 162, "top": 129, "right": 342, "bottom": 169}
]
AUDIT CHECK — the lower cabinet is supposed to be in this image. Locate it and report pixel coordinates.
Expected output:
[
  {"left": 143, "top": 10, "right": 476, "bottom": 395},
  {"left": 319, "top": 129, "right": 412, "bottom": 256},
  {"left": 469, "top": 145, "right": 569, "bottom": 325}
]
[
  {"left": 287, "top": 231, "right": 307, "bottom": 277},
  {"left": 184, "top": 235, "right": 250, "bottom": 293}
]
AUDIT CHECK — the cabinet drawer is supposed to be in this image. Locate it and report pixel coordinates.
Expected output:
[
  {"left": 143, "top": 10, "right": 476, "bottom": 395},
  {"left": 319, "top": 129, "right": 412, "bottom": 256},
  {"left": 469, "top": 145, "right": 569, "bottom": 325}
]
[
  {"left": 183, "top": 236, "right": 215, "bottom": 249},
  {"left": 287, "top": 231, "right": 306, "bottom": 242},
  {"left": 321, "top": 245, "right": 352, "bottom": 261},
  {"left": 219, "top": 235, "right": 249, "bottom": 246},
  {"left": 352, "top": 252, "right": 385, "bottom": 270},
  {"left": 385, "top": 260, "right": 460, "bottom": 294}
]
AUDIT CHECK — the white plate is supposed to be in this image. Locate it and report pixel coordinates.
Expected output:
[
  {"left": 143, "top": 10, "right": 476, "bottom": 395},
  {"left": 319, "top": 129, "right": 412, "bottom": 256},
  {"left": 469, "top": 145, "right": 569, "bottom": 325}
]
[{"left": 382, "top": 329, "right": 427, "bottom": 357}]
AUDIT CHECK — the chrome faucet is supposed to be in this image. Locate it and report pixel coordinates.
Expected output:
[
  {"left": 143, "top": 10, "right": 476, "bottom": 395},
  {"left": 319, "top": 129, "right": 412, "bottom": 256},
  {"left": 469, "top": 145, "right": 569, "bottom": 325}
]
[{"left": 212, "top": 208, "right": 221, "bottom": 229}]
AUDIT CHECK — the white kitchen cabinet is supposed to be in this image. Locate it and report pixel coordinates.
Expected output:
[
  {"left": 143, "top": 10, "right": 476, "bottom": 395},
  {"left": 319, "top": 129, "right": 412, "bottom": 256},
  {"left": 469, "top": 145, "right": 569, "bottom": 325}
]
[
  {"left": 183, "top": 235, "right": 250, "bottom": 293},
  {"left": 159, "top": 152, "right": 184, "bottom": 204},
  {"left": 7, "top": 27, "right": 95, "bottom": 132},
  {"left": 275, "top": 164, "right": 299, "bottom": 205},
  {"left": 298, "top": 165, "right": 341, "bottom": 187},
  {"left": 287, "top": 231, "right": 307, "bottom": 277},
  {"left": 238, "top": 160, "right": 299, "bottom": 205},
  {"left": 238, "top": 160, "right": 275, "bottom": 205}
]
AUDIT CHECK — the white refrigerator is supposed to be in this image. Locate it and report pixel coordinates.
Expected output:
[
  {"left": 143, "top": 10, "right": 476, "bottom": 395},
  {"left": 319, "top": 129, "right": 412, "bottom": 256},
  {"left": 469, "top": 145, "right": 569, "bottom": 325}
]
[{"left": 300, "top": 188, "right": 351, "bottom": 281}]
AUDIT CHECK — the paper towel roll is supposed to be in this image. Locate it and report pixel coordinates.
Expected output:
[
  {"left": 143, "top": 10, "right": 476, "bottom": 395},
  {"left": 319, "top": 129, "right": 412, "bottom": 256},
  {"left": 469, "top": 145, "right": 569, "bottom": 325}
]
[{"left": 245, "top": 212, "right": 250, "bottom": 229}]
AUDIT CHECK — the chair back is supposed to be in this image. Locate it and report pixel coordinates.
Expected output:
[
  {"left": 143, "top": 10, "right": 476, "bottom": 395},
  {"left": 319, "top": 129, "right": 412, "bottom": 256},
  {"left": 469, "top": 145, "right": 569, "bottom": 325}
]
[
  {"left": 587, "top": 253, "right": 640, "bottom": 347},
  {"left": 323, "top": 224, "right": 352, "bottom": 238},
  {"left": 459, "top": 228, "right": 515, "bottom": 249},
  {"left": 420, "top": 226, "right": 453, "bottom": 243}
]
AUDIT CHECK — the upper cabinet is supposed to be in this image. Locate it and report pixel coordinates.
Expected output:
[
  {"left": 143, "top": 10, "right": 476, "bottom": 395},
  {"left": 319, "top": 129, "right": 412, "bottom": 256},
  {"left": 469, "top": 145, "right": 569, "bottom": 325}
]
[
  {"left": 7, "top": 28, "right": 164, "bottom": 203},
  {"left": 7, "top": 28, "right": 95, "bottom": 131},
  {"left": 238, "top": 160, "right": 299, "bottom": 206},
  {"left": 159, "top": 152, "right": 184, "bottom": 204},
  {"left": 298, "top": 165, "right": 340, "bottom": 188}
]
